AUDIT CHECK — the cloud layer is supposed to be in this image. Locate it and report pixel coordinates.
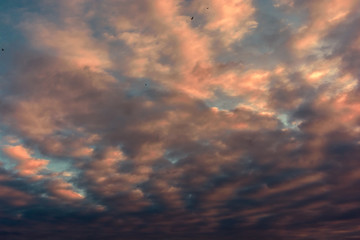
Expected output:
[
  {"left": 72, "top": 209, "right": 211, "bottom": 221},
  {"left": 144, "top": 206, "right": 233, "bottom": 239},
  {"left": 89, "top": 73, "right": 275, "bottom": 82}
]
[{"left": 0, "top": 0, "right": 360, "bottom": 239}]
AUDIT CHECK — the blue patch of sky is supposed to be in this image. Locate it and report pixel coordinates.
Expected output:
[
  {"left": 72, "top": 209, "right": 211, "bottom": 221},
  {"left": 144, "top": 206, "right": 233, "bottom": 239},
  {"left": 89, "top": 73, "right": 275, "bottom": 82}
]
[
  {"left": 0, "top": 1, "right": 53, "bottom": 45},
  {"left": 0, "top": 153, "right": 16, "bottom": 170},
  {"left": 47, "top": 159, "right": 71, "bottom": 173},
  {"left": 278, "top": 112, "right": 302, "bottom": 130},
  {"left": 164, "top": 149, "right": 188, "bottom": 164},
  {"left": 125, "top": 77, "right": 153, "bottom": 97},
  {"left": 234, "top": 2, "right": 289, "bottom": 69},
  {"left": 0, "top": 0, "right": 71, "bottom": 62},
  {"left": 0, "top": 131, "right": 16, "bottom": 169},
  {"left": 106, "top": 33, "right": 132, "bottom": 57},
  {"left": 0, "top": 130, "right": 72, "bottom": 173},
  {"left": 216, "top": 0, "right": 307, "bottom": 70},
  {"left": 255, "top": 0, "right": 307, "bottom": 30},
  {"left": 278, "top": 113, "right": 289, "bottom": 126},
  {"left": 204, "top": 88, "right": 244, "bottom": 110},
  {"left": 0, "top": 1, "right": 54, "bottom": 89},
  {"left": 0, "top": 0, "right": 57, "bottom": 18}
]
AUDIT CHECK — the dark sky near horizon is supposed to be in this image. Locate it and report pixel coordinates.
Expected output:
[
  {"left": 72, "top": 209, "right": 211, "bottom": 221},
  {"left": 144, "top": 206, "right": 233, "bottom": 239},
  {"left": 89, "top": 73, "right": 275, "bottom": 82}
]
[{"left": 0, "top": 0, "right": 360, "bottom": 239}]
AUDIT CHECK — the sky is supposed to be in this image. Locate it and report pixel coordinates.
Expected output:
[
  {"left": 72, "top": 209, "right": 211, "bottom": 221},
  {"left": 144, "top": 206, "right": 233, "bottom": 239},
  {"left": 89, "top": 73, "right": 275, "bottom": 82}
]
[{"left": 0, "top": 0, "right": 360, "bottom": 239}]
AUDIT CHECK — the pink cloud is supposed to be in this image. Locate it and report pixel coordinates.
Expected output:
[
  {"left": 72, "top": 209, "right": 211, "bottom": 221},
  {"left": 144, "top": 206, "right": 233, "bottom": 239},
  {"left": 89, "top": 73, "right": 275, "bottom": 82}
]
[
  {"left": 2, "top": 145, "right": 49, "bottom": 177},
  {"left": 47, "top": 179, "right": 84, "bottom": 201},
  {"left": 20, "top": 2, "right": 111, "bottom": 72},
  {"left": 291, "top": 0, "right": 358, "bottom": 55},
  {"left": 1, "top": 1, "right": 360, "bottom": 238},
  {"left": 202, "top": 0, "right": 257, "bottom": 46}
]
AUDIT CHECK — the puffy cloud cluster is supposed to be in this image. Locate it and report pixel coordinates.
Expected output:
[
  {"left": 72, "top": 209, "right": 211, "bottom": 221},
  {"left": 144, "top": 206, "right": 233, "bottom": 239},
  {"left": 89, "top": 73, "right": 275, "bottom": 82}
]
[{"left": 0, "top": 0, "right": 360, "bottom": 239}]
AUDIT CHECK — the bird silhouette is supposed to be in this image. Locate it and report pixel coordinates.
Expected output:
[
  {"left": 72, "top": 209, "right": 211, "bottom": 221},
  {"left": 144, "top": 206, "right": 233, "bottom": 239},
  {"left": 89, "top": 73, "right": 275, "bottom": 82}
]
[
  {"left": 191, "top": 16, "right": 194, "bottom": 20},
  {"left": 1, "top": 48, "right": 4, "bottom": 51}
]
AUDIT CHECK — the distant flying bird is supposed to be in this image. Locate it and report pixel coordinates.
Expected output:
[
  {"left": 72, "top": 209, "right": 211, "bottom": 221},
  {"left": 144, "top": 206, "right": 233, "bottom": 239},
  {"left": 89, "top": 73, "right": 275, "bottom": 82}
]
[
  {"left": 1, "top": 48, "right": 3, "bottom": 51},
  {"left": 191, "top": 16, "right": 194, "bottom": 20}
]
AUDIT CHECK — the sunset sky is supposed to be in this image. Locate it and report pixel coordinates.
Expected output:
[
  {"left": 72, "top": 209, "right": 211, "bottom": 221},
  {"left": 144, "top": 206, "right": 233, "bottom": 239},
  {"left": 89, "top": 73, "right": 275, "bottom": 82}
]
[{"left": 0, "top": 0, "right": 360, "bottom": 239}]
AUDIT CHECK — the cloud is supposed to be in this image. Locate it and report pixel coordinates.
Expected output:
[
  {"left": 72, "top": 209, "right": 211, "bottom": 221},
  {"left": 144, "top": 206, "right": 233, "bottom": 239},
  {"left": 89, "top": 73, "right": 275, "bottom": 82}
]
[
  {"left": 2, "top": 145, "right": 49, "bottom": 178},
  {"left": 0, "top": 0, "right": 360, "bottom": 239},
  {"left": 0, "top": 185, "right": 33, "bottom": 206},
  {"left": 289, "top": 0, "right": 359, "bottom": 55},
  {"left": 47, "top": 179, "right": 84, "bottom": 201},
  {"left": 200, "top": 0, "right": 257, "bottom": 46}
]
